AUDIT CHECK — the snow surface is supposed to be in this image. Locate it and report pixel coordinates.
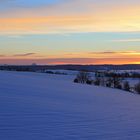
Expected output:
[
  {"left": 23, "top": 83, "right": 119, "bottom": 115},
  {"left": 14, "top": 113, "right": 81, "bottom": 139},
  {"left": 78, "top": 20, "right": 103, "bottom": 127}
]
[{"left": 0, "top": 71, "right": 140, "bottom": 140}]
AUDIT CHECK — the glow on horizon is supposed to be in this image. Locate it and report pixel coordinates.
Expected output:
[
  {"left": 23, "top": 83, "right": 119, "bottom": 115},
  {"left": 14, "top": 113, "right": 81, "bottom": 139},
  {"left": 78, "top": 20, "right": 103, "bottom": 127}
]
[{"left": 0, "top": 0, "right": 140, "bottom": 65}]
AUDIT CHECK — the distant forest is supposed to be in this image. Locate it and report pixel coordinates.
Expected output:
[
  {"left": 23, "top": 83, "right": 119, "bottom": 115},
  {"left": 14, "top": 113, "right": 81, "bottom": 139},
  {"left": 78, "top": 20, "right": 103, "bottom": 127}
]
[{"left": 0, "top": 64, "right": 140, "bottom": 72}]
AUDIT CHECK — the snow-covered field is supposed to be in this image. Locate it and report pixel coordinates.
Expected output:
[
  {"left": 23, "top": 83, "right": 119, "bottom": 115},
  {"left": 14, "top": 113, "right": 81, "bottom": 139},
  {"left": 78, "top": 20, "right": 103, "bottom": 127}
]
[{"left": 0, "top": 71, "right": 140, "bottom": 140}]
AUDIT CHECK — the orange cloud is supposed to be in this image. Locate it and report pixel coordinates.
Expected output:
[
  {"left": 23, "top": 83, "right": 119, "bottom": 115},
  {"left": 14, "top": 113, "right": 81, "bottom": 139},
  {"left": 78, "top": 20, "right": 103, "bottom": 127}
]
[
  {"left": 2, "top": 50, "right": 140, "bottom": 59},
  {"left": 59, "top": 51, "right": 140, "bottom": 59},
  {"left": 0, "top": 57, "right": 139, "bottom": 65},
  {"left": 0, "top": 2, "right": 139, "bottom": 34},
  {"left": 1, "top": 50, "right": 140, "bottom": 64}
]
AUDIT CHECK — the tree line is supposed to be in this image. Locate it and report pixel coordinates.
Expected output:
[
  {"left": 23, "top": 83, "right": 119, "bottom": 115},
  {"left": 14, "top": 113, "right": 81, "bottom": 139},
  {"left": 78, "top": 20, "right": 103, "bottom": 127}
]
[{"left": 74, "top": 71, "right": 140, "bottom": 94}]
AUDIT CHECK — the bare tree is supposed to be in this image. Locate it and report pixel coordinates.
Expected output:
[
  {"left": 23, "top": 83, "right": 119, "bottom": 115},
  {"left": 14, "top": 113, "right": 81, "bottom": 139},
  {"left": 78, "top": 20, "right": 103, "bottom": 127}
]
[
  {"left": 123, "top": 81, "right": 130, "bottom": 92},
  {"left": 106, "top": 78, "right": 113, "bottom": 87},
  {"left": 76, "top": 71, "right": 90, "bottom": 84},
  {"left": 94, "top": 77, "right": 101, "bottom": 86},
  {"left": 135, "top": 82, "right": 140, "bottom": 94},
  {"left": 112, "top": 74, "right": 122, "bottom": 89}
]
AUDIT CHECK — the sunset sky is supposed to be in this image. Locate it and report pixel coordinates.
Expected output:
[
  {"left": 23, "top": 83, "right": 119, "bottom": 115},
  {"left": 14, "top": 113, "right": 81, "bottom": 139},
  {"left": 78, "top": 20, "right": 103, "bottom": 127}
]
[{"left": 0, "top": 0, "right": 140, "bottom": 65}]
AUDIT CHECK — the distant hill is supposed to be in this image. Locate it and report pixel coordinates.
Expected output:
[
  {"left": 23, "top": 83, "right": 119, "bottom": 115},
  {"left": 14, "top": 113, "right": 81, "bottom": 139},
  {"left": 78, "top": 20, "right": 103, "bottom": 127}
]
[{"left": 0, "top": 64, "right": 140, "bottom": 72}]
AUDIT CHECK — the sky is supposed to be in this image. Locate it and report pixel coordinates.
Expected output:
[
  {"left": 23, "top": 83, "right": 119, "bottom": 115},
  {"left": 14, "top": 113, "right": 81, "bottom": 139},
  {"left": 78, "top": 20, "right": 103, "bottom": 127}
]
[{"left": 0, "top": 0, "right": 140, "bottom": 65}]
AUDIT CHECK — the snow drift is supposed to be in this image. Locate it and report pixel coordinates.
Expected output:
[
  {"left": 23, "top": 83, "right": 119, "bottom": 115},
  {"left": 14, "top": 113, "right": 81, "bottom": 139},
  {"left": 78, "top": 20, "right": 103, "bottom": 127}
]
[{"left": 0, "top": 71, "right": 140, "bottom": 140}]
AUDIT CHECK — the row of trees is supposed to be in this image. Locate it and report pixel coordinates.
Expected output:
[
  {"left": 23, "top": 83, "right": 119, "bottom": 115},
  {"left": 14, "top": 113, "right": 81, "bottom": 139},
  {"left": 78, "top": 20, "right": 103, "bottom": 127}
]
[
  {"left": 45, "top": 71, "right": 67, "bottom": 75},
  {"left": 95, "top": 71, "right": 140, "bottom": 78},
  {"left": 74, "top": 71, "right": 140, "bottom": 94}
]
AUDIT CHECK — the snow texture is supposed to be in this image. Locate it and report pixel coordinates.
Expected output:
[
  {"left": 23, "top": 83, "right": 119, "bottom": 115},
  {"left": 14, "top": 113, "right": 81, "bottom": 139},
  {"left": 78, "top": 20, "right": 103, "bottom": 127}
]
[{"left": 0, "top": 71, "right": 140, "bottom": 140}]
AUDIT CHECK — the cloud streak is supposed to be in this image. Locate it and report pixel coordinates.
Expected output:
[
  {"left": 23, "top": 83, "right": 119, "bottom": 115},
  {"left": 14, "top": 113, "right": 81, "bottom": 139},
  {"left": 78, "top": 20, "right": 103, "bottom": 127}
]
[
  {"left": 89, "top": 51, "right": 140, "bottom": 55},
  {"left": 0, "top": 54, "right": 6, "bottom": 57},
  {"left": 0, "top": 0, "right": 139, "bottom": 34},
  {"left": 0, "top": 57, "right": 139, "bottom": 65},
  {"left": 14, "top": 53, "right": 36, "bottom": 57},
  {"left": 110, "top": 39, "right": 140, "bottom": 42},
  {"left": 0, "top": 50, "right": 140, "bottom": 65}
]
